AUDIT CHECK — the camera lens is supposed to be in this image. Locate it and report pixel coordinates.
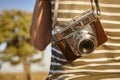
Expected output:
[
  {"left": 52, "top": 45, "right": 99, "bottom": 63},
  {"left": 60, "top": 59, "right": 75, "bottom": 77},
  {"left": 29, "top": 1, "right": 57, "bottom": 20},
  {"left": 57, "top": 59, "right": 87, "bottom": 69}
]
[{"left": 78, "top": 39, "right": 94, "bottom": 54}]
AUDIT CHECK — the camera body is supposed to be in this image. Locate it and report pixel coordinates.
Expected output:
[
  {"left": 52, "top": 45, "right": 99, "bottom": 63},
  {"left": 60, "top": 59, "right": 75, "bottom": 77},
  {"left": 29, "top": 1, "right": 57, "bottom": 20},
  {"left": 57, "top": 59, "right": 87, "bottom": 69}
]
[{"left": 52, "top": 10, "right": 108, "bottom": 62}]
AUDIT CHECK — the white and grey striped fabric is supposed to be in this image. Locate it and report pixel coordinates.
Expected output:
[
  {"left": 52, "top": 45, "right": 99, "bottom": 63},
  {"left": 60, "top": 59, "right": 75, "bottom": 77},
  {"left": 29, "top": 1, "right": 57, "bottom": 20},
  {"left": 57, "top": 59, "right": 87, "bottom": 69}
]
[{"left": 47, "top": 0, "right": 120, "bottom": 80}]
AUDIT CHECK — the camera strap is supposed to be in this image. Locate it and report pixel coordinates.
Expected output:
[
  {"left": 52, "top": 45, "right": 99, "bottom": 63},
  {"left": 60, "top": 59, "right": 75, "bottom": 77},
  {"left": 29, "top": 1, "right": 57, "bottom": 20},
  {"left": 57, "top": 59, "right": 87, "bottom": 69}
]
[
  {"left": 52, "top": 0, "right": 101, "bottom": 29},
  {"left": 52, "top": 0, "right": 59, "bottom": 29},
  {"left": 90, "top": 0, "right": 101, "bottom": 18}
]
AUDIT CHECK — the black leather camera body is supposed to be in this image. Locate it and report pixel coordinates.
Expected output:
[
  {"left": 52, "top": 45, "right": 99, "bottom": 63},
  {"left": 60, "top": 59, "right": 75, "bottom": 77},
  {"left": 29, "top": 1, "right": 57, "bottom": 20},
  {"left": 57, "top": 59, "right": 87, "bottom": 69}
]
[{"left": 52, "top": 10, "right": 108, "bottom": 62}]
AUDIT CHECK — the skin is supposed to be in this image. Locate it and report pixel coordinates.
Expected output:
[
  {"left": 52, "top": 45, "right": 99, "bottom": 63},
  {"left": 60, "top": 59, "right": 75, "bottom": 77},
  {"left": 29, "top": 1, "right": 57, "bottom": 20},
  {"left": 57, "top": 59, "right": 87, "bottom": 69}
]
[{"left": 30, "top": 0, "right": 52, "bottom": 51}]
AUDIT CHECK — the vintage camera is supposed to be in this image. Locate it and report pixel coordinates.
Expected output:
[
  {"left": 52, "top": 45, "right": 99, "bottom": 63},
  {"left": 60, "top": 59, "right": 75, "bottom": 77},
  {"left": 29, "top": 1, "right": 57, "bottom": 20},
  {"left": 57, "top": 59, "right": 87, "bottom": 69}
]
[{"left": 52, "top": 10, "right": 108, "bottom": 62}]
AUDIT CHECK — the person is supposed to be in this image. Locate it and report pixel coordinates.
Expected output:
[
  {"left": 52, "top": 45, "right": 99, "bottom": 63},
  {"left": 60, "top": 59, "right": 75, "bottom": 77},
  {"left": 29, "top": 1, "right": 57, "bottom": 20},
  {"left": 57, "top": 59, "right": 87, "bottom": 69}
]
[{"left": 30, "top": 0, "right": 120, "bottom": 80}]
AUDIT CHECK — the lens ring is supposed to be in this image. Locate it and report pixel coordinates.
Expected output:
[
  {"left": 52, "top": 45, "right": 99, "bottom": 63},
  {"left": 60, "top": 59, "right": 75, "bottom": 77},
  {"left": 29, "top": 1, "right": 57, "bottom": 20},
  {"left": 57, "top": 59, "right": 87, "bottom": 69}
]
[{"left": 78, "top": 39, "right": 95, "bottom": 55}]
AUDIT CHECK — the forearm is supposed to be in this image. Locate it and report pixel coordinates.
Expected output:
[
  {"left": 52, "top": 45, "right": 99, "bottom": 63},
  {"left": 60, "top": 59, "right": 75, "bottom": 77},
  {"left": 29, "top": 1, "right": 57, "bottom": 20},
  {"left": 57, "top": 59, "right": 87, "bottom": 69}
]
[{"left": 30, "top": 0, "right": 52, "bottom": 51}]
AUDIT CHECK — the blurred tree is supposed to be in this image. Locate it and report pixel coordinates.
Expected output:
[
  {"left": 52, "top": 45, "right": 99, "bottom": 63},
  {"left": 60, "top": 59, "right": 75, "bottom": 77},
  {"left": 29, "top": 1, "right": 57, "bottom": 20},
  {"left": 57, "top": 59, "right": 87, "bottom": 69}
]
[
  {"left": 0, "top": 10, "right": 37, "bottom": 61},
  {"left": 0, "top": 10, "right": 42, "bottom": 80}
]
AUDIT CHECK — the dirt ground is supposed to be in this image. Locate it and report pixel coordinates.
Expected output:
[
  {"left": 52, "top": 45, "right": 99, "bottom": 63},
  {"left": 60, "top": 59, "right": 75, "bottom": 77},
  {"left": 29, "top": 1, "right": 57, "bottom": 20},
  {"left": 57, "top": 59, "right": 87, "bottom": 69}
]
[{"left": 0, "top": 72, "right": 48, "bottom": 80}]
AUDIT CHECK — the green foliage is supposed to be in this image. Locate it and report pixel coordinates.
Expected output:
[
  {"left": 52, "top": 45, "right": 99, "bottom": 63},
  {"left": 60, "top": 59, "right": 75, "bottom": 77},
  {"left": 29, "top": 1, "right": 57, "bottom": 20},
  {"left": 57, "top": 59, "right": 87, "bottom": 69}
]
[{"left": 0, "top": 10, "right": 37, "bottom": 59}]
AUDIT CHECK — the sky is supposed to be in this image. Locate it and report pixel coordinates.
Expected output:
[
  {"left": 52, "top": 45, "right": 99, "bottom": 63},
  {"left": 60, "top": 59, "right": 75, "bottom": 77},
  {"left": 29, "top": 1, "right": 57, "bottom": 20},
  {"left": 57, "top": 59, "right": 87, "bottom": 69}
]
[{"left": 0, "top": 0, "right": 36, "bottom": 12}]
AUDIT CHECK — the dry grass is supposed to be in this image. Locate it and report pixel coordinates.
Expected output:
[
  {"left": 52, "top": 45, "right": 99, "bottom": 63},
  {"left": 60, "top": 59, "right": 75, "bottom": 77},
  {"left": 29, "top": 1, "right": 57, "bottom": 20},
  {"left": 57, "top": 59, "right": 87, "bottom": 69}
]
[
  {"left": 0, "top": 72, "right": 48, "bottom": 80},
  {"left": 31, "top": 72, "right": 48, "bottom": 80}
]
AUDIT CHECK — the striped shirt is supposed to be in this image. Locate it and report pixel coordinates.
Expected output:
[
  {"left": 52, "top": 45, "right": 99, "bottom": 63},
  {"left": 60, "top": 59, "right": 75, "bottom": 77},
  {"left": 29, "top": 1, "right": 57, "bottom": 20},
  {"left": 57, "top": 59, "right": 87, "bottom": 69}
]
[{"left": 47, "top": 0, "right": 120, "bottom": 80}]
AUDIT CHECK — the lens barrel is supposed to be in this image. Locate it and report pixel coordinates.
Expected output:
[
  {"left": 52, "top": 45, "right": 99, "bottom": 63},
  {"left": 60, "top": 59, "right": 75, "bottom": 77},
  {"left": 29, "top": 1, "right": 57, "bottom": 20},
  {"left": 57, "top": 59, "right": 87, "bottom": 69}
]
[{"left": 78, "top": 39, "right": 95, "bottom": 55}]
